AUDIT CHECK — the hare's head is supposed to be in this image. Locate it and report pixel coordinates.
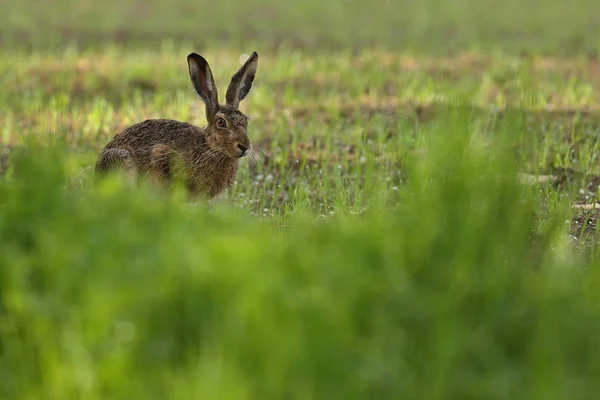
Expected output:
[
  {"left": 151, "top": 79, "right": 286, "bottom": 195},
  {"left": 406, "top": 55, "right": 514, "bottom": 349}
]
[{"left": 187, "top": 52, "right": 258, "bottom": 159}]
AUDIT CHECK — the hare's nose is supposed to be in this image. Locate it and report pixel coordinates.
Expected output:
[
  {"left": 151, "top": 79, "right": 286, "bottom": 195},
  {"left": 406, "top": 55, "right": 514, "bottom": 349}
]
[{"left": 237, "top": 143, "right": 248, "bottom": 156}]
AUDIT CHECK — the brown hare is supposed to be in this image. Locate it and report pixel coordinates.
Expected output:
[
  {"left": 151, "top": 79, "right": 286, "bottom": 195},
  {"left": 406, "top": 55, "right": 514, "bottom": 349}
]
[{"left": 95, "top": 51, "right": 259, "bottom": 199}]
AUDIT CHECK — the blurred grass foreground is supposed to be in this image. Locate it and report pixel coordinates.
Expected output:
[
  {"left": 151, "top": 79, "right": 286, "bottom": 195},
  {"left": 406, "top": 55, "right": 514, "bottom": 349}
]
[
  {"left": 3, "top": 0, "right": 600, "bottom": 398},
  {"left": 2, "top": 115, "right": 600, "bottom": 399}
]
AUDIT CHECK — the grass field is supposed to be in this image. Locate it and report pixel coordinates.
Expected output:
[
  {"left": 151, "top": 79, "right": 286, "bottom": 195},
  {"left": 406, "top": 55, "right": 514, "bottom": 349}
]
[{"left": 3, "top": 1, "right": 600, "bottom": 398}]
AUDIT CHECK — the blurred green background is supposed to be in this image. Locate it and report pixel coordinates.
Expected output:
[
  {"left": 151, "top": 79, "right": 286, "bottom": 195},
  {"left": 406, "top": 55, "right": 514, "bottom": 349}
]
[{"left": 3, "top": 0, "right": 599, "bottom": 54}]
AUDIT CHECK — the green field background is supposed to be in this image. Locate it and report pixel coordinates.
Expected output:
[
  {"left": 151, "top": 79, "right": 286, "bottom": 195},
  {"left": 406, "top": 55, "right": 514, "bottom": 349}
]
[
  {"left": 3, "top": 0, "right": 599, "bottom": 54},
  {"left": 3, "top": 0, "right": 600, "bottom": 399}
]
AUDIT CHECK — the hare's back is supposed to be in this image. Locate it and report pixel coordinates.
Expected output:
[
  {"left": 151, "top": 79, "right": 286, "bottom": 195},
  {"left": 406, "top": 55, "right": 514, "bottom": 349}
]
[{"left": 106, "top": 119, "right": 201, "bottom": 150}]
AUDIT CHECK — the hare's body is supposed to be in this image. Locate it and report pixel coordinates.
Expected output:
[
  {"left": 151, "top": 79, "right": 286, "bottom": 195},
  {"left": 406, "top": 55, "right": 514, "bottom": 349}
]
[
  {"left": 95, "top": 51, "right": 259, "bottom": 199},
  {"left": 96, "top": 119, "right": 239, "bottom": 198}
]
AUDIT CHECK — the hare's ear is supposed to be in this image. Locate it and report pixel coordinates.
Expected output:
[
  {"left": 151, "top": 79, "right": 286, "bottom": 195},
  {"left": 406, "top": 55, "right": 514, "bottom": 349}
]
[
  {"left": 187, "top": 53, "right": 219, "bottom": 121},
  {"left": 225, "top": 52, "right": 258, "bottom": 109}
]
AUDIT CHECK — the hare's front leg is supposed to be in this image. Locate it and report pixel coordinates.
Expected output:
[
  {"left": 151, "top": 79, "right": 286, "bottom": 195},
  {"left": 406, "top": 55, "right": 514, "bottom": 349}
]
[{"left": 150, "top": 144, "right": 175, "bottom": 188}]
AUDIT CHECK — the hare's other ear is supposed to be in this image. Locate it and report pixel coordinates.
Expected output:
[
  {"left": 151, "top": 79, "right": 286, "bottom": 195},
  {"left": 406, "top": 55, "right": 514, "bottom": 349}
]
[
  {"left": 225, "top": 52, "right": 258, "bottom": 109},
  {"left": 187, "top": 53, "right": 219, "bottom": 121}
]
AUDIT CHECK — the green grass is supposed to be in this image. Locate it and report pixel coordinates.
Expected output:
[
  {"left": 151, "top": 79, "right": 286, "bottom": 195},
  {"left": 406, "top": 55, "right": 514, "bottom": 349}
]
[
  {"left": 3, "top": 111, "right": 600, "bottom": 399},
  {"left": 3, "top": 0, "right": 600, "bottom": 55},
  {"left": 3, "top": 0, "right": 600, "bottom": 398}
]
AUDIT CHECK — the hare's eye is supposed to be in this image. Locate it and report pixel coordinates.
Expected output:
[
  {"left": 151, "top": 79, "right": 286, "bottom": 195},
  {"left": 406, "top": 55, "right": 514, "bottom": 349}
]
[{"left": 216, "top": 118, "right": 227, "bottom": 128}]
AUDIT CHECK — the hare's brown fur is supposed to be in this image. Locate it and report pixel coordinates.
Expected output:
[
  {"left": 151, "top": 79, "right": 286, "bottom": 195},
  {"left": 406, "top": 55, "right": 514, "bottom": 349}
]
[{"left": 95, "top": 51, "right": 259, "bottom": 199}]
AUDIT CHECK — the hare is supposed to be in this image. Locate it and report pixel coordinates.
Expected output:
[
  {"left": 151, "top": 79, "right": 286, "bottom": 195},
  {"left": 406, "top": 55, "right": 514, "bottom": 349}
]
[{"left": 95, "top": 51, "right": 259, "bottom": 199}]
